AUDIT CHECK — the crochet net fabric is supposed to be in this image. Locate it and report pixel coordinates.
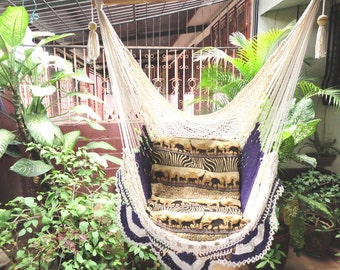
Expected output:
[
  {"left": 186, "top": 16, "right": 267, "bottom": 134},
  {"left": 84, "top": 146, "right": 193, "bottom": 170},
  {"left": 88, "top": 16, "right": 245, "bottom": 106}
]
[{"left": 94, "top": 0, "right": 321, "bottom": 268}]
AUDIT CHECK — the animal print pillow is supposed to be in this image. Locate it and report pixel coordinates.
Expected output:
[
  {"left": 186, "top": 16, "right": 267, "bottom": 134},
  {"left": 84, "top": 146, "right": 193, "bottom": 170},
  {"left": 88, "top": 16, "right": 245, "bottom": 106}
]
[{"left": 146, "top": 137, "right": 249, "bottom": 241}]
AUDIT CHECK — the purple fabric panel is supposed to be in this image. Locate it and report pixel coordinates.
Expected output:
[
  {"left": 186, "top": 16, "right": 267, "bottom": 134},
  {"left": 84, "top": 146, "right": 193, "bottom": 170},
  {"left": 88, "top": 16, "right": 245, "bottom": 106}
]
[
  {"left": 230, "top": 216, "right": 272, "bottom": 263},
  {"left": 119, "top": 204, "right": 150, "bottom": 244},
  {"left": 161, "top": 252, "right": 211, "bottom": 270},
  {"left": 240, "top": 123, "right": 264, "bottom": 211},
  {"left": 135, "top": 132, "right": 153, "bottom": 201}
]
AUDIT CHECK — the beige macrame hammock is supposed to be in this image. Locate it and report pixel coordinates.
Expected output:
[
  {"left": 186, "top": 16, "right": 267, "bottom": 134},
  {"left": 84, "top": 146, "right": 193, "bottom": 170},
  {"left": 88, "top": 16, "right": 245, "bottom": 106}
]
[{"left": 93, "top": 0, "right": 322, "bottom": 269}]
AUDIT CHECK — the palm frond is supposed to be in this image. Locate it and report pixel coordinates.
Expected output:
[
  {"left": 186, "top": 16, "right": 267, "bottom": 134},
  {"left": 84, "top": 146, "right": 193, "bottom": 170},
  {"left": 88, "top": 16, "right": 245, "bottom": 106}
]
[
  {"left": 193, "top": 47, "right": 227, "bottom": 64},
  {"left": 320, "top": 89, "right": 340, "bottom": 107},
  {"left": 297, "top": 81, "right": 340, "bottom": 107}
]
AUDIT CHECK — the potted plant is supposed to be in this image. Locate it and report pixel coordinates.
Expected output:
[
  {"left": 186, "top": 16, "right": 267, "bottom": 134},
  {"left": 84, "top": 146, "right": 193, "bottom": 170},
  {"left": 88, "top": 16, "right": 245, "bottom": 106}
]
[
  {"left": 0, "top": 6, "right": 103, "bottom": 198},
  {"left": 301, "top": 131, "right": 340, "bottom": 167},
  {"left": 281, "top": 170, "right": 339, "bottom": 257}
]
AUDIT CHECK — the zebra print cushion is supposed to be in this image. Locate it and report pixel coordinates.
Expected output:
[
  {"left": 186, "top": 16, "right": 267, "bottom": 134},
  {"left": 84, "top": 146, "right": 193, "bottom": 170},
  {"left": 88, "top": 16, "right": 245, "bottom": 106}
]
[{"left": 147, "top": 137, "right": 248, "bottom": 240}]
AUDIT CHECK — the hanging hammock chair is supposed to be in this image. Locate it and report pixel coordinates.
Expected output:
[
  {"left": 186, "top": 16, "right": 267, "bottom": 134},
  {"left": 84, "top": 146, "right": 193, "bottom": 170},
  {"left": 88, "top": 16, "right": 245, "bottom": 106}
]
[{"left": 94, "top": 0, "right": 321, "bottom": 268}]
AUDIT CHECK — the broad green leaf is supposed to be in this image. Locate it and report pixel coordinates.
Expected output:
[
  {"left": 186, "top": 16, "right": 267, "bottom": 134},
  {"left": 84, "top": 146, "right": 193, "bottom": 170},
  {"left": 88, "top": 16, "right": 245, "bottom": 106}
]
[
  {"left": 63, "top": 130, "right": 81, "bottom": 151},
  {"left": 86, "top": 141, "right": 116, "bottom": 151},
  {"left": 70, "top": 116, "right": 106, "bottom": 130},
  {"left": 0, "top": 35, "right": 6, "bottom": 56},
  {"left": 67, "top": 91, "right": 103, "bottom": 103},
  {"left": 0, "top": 209, "right": 11, "bottom": 222},
  {"left": 79, "top": 221, "right": 89, "bottom": 233},
  {"left": 71, "top": 68, "right": 94, "bottom": 84},
  {"left": 24, "top": 113, "right": 63, "bottom": 146},
  {"left": 31, "top": 31, "right": 55, "bottom": 39},
  {"left": 0, "top": 6, "right": 29, "bottom": 48},
  {"left": 23, "top": 34, "right": 74, "bottom": 60},
  {"left": 36, "top": 33, "right": 74, "bottom": 48},
  {"left": 92, "top": 231, "right": 99, "bottom": 246},
  {"left": 18, "top": 228, "right": 26, "bottom": 237},
  {"left": 87, "top": 152, "right": 108, "bottom": 168},
  {"left": 29, "top": 85, "right": 56, "bottom": 97},
  {"left": 76, "top": 253, "right": 85, "bottom": 264},
  {"left": 293, "top": 154, "right": 317, "bottom": 167},
  {"left": 71, "top": 105, "right": 101, "bottom": 121},
  {"left": 52, "top": 123, "right": 64, "bottom": 146},
  {"left": 26, "top": 96, "right": 47, "bottom": 114},
  {"left": 285, "top": 98, "right": 315, "bottom": 126},
  {"left": 298, "top": 193, "right": 332, "bottom": 219},
  {"left": 23, "top": 197, "right": 36, "bottom": 208},
  {"left": 281, "top": 119, "right": 320, "bottom": 144},
  {"left": 10, "top": 158, "right": 53, "bottom": 177},
  {"left": 5, "top": 144, "right": 22, "bottom": 158},
  {"left": 86, "top": 120, "right": 106, "bottom": 130},
  {"left": 49, "top": 69, "right": 74, "bottom": 84},
  {"left": 102, "top": 154, "right": 122, "bottom": 166},
  {"left": 0, "top": 129, "right": 15, "bottom": 158}
]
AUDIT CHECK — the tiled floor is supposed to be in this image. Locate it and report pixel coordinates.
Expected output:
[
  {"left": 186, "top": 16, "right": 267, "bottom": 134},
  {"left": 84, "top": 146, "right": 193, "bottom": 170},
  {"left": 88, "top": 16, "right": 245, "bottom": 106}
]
[
  {"left": 213, "top": 245, "right": 340, "bottom": 270},
  {"left": 284, "top": 246, "right": 340, "bottom": 270}
]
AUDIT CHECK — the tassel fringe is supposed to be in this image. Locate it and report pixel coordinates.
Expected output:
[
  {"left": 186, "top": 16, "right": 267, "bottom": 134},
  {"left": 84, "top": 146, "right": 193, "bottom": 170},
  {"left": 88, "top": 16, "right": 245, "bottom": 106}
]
[
  {"left": 315, "top": 0, "right": 328, "bottom": 59},
  {"left": 87, "top": 21, "right": 100, "bottom": 62}
]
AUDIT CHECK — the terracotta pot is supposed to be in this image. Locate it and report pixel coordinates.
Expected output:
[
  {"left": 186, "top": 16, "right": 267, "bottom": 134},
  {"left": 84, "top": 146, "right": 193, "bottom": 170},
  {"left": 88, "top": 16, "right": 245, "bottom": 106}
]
[{"left": 303, "top": 215, "right": 335, "bottom": 257}]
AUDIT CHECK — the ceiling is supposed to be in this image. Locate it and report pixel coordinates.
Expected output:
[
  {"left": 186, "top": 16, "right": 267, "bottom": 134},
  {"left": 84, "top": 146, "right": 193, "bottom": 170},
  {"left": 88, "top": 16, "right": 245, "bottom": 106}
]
[{"left": 0, "top": 0, "right": 230, "bottom": 47}]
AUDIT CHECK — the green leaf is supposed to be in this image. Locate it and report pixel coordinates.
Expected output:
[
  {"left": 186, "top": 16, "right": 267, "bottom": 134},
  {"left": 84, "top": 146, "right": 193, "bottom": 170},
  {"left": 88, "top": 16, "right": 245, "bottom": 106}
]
[
  {"left": 0, "top": 129, "right": 15, "bottom": 158},
  {"left": 298, "top": 193, "right": 332, "bottom": 218},
  {"left": 0, "top": 209, "right": 11, "bottom": 222},
  {"left": 10, "top": 158, "right": 53, "bottom": 177},
  {"left": 71, "top": 68, "right": 94, "bottom": 84},
  {"left": 67, "top": 92, "right": 102, "bottom": 103},
  {"left": 70, "top": 116, "right": 106, "bottom": 130},
  {"left": 18, "top": 228, "right": 27, "bottom": 237},
  {"left": 5, "top": 144, "right": 22, "bottom": 158},
  {"left": 24, "top": 197, "right": 36, "bottom": 208},
  {"left": 76, "top": 253, "right": 85, "bottom": 264},
  {"left": 28, "top": 85, "right": 56, "bottom": 97},
  {"left": 92, "top": 231, "right": 99, "bottom": 246},
  {"left": 87, "top": 152, "right": 108, "bottom": 168},
  {"left": 49, "top": 69, "right": 73, "bottom": 84},
  {"left": 0, "top": 32, "right": 6, "bottom": 52},
  {"left": 71, "top": 105, "right": 101, "bottom": 121},
  {"left": 102, "top": 154, "right": 122, "bottom": 166},
  {"left": 0, "top": 6, "right": 29, "bottom": 48},
  {"left": 86, "top": 120, "right": 106, "bottom": 131},
  {"left": 292, "top": 154, "right": 317, "bottom": 167},
  {"left": 85, "top": 243, "right": 92, "bottom": 251},
  {"left": 86, "top": 141, "right": 116, "bottom": 151},
  {"left": 63, "top": 130, "right": 81, "bottom": 151},
  {"left": 79, "top": 221, "right": 89, "bottom": 233},
  {"left": 60, "top": 210, "right": 70, "bottom": 222},
  {"left": 24, "top": 113, "right": 63, "bottom": 146}
]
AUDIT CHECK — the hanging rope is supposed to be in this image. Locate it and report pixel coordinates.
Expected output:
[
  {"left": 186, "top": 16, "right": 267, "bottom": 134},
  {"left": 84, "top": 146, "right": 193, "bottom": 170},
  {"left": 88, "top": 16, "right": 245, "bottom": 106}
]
[
  {"left": 21, "top": 0, "right": 39, "bottom": 24},
  {"left": 87, "top": 3, "right": 100, "bottom": 62},
  {"left": 315, "top": 0, "right": 328, "bottom": 59}
]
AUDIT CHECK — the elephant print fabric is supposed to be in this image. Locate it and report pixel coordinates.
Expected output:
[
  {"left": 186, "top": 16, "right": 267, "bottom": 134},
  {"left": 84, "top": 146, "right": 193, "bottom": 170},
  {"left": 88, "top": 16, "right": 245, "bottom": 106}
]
[{"left": 147, "top": 137, "right": 249, "bottom": 241}]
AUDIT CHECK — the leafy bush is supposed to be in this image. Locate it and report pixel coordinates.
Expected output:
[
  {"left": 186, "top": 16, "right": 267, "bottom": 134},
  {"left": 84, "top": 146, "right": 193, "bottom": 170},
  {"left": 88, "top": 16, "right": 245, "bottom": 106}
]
[{"left": 0, "top": 143, "right": 160, "bottom": 269}]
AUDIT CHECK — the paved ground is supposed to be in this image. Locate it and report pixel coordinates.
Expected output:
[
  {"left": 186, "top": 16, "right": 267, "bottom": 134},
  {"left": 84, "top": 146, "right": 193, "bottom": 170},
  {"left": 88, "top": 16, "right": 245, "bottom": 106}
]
[{"left": 213, "top": 245, "right": 340, "bottom": 270}]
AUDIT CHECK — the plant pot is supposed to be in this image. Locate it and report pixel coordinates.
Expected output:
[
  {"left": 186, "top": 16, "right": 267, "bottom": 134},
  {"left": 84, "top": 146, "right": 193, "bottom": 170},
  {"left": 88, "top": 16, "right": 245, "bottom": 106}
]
[
  {"left": 303, "top": 214, "right": 335, "bottom": 257},
  {"left": 308, "top": 153, "right": 337, "bottom": 168}
]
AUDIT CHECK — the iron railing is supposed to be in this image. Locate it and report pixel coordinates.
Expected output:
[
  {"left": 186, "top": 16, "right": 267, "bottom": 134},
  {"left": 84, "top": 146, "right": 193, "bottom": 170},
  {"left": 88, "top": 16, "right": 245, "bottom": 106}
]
[{"left": 21, "top": 45, "right": 237, "bottom": 121}]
